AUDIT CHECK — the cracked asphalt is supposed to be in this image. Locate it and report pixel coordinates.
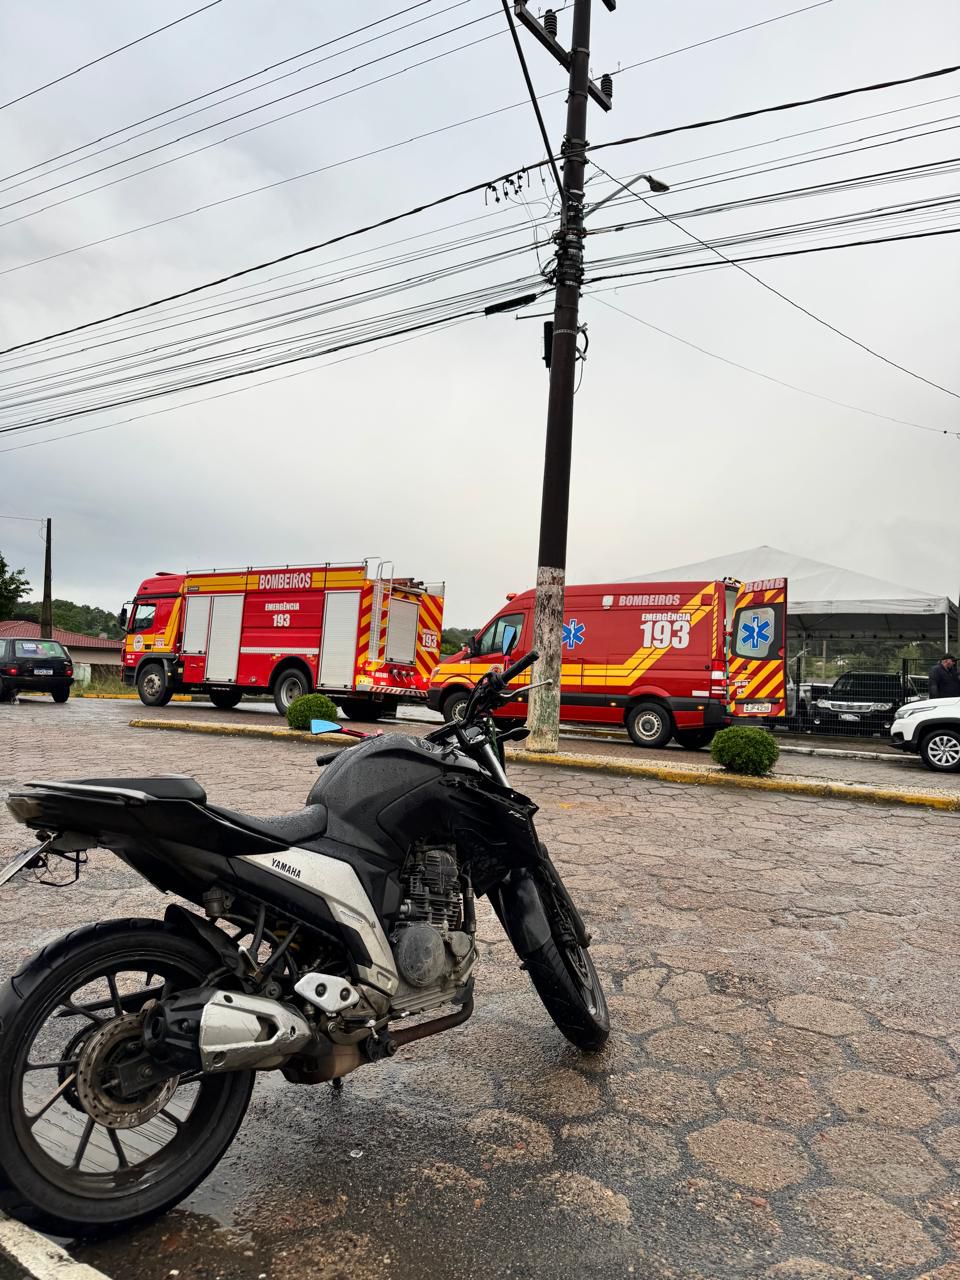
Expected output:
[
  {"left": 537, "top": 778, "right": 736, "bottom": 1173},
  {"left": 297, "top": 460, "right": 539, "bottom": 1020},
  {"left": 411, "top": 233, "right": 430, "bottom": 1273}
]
[{"left": 1, "top": 698, "right": 960, "bottom": 1280}]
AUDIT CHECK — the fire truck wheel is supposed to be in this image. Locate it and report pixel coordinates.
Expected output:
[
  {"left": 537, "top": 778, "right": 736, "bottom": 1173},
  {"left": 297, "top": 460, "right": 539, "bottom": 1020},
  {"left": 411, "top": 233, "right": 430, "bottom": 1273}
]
[
  {"left": 137, "top": 663, "right": 173, "bottom": 707},
  {"left": 673, "top": 728, "right": 716, "bottom": 751},
  {"left": 626, "top": 701, "right": 673, "bottom": 748},
  {"left": 209, "top": 688, "right": 243, "bottom": 710},
  {"left": 441, "top": 688, "right": 471, "bottom": 724},
  {"left": 273, "top": 668, "right": 310, "bottom": 715}
]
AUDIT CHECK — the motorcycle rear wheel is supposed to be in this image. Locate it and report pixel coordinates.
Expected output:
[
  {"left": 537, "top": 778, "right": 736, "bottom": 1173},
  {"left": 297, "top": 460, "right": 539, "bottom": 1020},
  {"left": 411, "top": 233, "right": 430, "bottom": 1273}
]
[{"left": 0, "top": 919, "right": 254, "bottom": 1237}]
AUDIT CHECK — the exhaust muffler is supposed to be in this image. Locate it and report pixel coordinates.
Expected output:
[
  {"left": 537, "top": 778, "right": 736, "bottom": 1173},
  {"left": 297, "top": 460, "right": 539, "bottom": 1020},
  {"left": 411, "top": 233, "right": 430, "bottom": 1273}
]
[{"left": 144, "top": 988, "right": 312, "bottom": 1073}]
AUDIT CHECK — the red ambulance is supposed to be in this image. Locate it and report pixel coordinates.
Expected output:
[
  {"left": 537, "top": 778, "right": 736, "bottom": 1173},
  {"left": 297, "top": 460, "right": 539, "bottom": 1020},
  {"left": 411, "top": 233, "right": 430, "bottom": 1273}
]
[
  {"left": 121, "top": 561, "right": 444, "bottom": 717},
  {"left": 428, "top": 578, "right": 787, "bottom": 747}
]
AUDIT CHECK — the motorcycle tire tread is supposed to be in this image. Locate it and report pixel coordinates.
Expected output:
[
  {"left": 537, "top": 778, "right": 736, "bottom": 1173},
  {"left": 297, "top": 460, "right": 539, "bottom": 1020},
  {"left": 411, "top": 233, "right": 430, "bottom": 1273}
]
[{"left": 522, "top": 934, "right": 610, "bottom": 1052}]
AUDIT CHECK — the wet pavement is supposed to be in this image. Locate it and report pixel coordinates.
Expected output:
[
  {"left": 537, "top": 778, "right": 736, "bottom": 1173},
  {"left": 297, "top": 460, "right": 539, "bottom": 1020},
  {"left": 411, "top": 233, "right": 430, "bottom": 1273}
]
[{"left": 1, "top": 701, "right": 960, "bottom": 1278}]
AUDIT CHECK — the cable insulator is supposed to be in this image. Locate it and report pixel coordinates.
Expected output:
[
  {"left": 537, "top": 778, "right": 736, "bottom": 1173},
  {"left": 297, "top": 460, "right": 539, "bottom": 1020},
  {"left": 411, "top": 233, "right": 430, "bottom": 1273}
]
[
  {"left": 543, "top": 9, "right": 558, "bottom": 39},
  {"left": 600, "top": 73, "right": 613, "bottom": 101}
]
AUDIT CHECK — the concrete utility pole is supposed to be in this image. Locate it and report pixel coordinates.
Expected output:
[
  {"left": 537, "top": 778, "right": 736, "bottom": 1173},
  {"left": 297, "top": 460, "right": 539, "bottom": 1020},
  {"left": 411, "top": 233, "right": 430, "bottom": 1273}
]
[
  {"left": 512, "top": 0, "right": 615, "bottom": 752},
  {"left": 39, "top": 517, "right": 52, "bottom": 639}
]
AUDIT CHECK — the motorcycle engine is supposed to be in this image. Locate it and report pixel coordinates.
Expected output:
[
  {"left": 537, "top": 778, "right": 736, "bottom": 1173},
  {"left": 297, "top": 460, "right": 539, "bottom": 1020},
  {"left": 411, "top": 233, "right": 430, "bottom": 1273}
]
[{"left": 391, "top": 847, "right": 474, "bottom": 1001}]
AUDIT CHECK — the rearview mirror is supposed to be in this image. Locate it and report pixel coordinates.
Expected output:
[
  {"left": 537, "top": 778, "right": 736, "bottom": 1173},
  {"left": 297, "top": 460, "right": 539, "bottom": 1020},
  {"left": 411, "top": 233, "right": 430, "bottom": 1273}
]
[
  {"left": 501, "top": 624, "right": 518, "bottom": 658},
  {"left": 117, "top": 606, "right": 128, "bottom": 629},
  {"left": 310, "top": 719, "right": 342, "bottom": 736}
]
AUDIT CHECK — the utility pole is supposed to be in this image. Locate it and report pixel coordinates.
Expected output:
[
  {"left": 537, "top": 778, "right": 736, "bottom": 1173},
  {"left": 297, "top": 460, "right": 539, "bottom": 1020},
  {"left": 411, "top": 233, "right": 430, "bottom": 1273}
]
[
  {"left": 40, "top": 517, "right": 52, "bottom": 639},
  {"left": 511, "top": 0, "right": 615, "bottom": 751}
]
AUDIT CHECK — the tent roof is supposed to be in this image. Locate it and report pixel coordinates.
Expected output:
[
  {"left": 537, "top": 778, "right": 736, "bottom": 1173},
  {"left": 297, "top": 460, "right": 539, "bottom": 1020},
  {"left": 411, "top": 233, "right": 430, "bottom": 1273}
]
[{"left": 632, "top": 545, "right": 956, "bottom": 638}]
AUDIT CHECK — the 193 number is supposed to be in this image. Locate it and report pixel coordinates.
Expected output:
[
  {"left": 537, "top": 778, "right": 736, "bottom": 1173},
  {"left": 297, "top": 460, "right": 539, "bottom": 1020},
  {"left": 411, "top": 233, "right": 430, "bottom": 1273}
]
[
  {"left": 272, "top": 613, "right": 291, "bottom": 628},
  {"left": 640, "top": 619, "right": 690, "bottom": 649}
]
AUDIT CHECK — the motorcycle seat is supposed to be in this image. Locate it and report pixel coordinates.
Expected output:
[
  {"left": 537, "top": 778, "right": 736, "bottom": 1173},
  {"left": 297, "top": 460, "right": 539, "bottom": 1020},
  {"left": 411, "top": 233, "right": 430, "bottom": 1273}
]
[
  {"left": 71, "top": 775, "right": 207, "bottom": 802},
  {"left": 206, "top": 803, "right": 328, "bottom": 844}
]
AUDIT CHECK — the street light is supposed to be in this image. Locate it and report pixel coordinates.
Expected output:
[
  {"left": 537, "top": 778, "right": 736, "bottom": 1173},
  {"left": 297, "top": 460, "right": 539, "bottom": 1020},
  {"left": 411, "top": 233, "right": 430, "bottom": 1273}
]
[{"left": 584, "top": 170, "right": 670, "bottom": 219}]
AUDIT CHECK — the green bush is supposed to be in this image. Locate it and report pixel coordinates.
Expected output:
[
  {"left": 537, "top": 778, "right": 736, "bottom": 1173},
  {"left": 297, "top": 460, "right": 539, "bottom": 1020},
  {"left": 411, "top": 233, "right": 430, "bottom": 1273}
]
[
  {"left": 286, "top": 692, "right": 340, "bottom": 731},
  {"left": 710, "top": 725, "right": 779, "bottom": 776}
]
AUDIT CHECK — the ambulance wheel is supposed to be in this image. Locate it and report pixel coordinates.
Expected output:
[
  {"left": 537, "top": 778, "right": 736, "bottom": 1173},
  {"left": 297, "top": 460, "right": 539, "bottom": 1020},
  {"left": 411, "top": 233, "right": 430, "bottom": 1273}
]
[
  {"left": 209, "top": 689, "right": 243, "bottom": 710},
  {"left": 674, "top": 728, "right": 715, "bottom": 751},
  {"left": 137, "top": 663, "right": 173, "bottom": 707},
  {"left": 626, "top": 701, "right": 673, "bottom": 748},
  {"left": 441, "top": 688, "right": 471, "bottom": 724},
  {"left": 340, "top": 699, "right": 373, "bottom": 721},
  {"left": 273, "top": 668, "right": 310, "bottom": 716}
]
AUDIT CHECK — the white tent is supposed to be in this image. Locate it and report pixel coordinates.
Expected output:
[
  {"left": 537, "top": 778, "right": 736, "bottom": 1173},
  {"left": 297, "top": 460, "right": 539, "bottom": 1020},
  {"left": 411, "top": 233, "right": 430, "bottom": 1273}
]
[{"left": 633, "top": 545, "right": 958, "bottom": 644}]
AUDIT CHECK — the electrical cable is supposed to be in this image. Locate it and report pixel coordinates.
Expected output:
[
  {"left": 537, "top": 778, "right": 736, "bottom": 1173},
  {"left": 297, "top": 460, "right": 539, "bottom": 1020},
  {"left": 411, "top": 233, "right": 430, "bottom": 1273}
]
[
  {"left": 588, "top": 296, "right": 958, "bottom": 438},
  {"left": 0, "top": 0, "right": 451, "bottom": 187},
  {"left": 0, "top": 25, "right": 508, "bottom": 228},
  {"left": 499, "top": 0, "right": 563, "bottom": 197},
  {"left": 0, "top": 1, "right": 223, "bottom": 112},
  {"left": 587, "top": 159, "right": 960, "bottom": 401},
  {"left": 7, "top": 62, "right": 960, "bottom": 359}
]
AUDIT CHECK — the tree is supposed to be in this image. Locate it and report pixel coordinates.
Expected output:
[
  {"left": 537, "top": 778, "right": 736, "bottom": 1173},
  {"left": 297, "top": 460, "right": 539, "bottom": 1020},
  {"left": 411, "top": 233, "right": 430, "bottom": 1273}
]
[
  {"left": 0, "top": 554, "right": 30, "bottom": 621},
  {"left": 441, "top": 626, "right": 476, "bottom": 656},
  {"left": 15, "top": 598, "right": 124, "bottom": 639}
]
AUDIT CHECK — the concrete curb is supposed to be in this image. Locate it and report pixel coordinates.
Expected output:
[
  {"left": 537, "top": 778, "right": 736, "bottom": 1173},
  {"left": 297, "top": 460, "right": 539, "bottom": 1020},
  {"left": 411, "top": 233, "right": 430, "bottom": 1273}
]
[
  {"left": 509, "top": 748, "right": 960, "bottom": 811},
  {"left": 129, "top": 718, "right": 960, "bottom": 813},
  {"left": 129, "top": 718, "right": 349, "bottom": 746},
  {"left": 0, "top": 1213, "right": 111, "bottom": 1280}
]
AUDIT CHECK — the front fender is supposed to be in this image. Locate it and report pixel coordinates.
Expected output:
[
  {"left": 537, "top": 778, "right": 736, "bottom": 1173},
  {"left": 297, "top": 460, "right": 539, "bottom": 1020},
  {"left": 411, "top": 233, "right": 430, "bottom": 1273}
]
[{"left": 489, "top": 867, "right": 551, "bottom": 958}]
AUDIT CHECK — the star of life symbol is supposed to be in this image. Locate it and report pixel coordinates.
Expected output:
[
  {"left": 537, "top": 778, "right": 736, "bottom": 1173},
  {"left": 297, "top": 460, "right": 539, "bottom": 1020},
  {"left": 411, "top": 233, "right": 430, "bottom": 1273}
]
[
  {"left": 562, "top": 617, "right": 586, "bottom": 651},
  {"left": 741, "top": 614, "right": 771, "bottom": 650}
]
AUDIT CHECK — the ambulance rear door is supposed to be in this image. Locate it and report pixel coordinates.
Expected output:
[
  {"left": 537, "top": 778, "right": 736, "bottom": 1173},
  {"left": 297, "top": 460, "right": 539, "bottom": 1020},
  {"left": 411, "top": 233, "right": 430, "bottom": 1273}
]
[{"left": 727, "top": 578, "right": 788, "bottom": 718}]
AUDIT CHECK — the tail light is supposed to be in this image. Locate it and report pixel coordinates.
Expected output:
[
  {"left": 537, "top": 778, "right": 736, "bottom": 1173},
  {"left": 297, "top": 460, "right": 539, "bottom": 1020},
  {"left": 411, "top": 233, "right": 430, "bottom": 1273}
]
[
  {"left": 4, "top": 665, "right": 18, "bottom": 676},
  {"left": 710, "top": 660, "right": 727, "bottom": 697},
  {"left": 65, "top": 666, "right": 74, "bottom": 677}
]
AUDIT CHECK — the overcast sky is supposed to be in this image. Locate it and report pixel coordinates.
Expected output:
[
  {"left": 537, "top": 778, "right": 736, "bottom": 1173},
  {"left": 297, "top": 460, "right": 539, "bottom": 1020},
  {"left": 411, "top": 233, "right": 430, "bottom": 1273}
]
[{"left": 1, "top": 0, "right": 957, "bottom": 627}]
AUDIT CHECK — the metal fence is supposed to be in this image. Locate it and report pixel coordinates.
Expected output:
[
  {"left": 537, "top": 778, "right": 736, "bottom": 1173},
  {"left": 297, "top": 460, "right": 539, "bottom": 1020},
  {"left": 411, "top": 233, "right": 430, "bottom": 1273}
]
[{"left": 779, "top": 639, "right": 943, "bottom": 739}]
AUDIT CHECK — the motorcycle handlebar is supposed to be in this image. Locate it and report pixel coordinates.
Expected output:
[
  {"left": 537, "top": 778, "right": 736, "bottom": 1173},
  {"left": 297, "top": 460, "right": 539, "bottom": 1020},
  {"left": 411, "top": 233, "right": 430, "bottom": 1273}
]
[{"left": 500, "top": 648, "right": 538, "bottom": 685}]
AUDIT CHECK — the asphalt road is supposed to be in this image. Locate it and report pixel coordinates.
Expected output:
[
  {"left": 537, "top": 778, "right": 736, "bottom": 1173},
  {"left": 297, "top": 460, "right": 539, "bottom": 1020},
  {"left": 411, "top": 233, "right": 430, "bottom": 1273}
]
[{"left": 1, "top": 700, "right": 959, "bottom": 1279}]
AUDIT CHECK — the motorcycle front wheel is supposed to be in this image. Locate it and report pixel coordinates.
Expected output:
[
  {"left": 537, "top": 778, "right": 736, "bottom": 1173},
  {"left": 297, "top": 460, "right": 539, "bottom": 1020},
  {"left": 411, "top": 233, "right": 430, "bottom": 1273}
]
[
  {"left": 0, "top": 918, "right": 253, "bottom": 1237},
  {"left": 524, "top": 931, "right": 610, "bottom": 1052}
]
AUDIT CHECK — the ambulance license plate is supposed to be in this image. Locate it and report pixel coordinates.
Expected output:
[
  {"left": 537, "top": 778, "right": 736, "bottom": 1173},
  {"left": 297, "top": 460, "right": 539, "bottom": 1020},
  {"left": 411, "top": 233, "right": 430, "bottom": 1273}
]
[
  {"left": 743, "top": 701, "right": 772, "bottom": 715},
  {"left": 34, "top": 668, "right": 53, "bottom": 675}
]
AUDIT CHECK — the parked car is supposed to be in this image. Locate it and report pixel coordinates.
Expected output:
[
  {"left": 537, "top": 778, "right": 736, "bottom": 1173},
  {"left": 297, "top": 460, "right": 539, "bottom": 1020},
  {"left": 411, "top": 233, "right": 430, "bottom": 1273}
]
[
  {"left": 811, "top": 671, "right": 924, "bottom": 736},
  {"left": 0, "top": 637, "right": 74, "bottom": 702},
  {"left": 891, "top": 697, "right": 960, "bottom": 771}
]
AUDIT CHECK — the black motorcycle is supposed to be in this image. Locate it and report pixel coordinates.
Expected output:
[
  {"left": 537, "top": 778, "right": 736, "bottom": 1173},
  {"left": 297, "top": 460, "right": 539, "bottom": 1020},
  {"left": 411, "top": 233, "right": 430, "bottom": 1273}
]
[{"left": 0, "top": 640, "right": 608, "bottom": 1236}]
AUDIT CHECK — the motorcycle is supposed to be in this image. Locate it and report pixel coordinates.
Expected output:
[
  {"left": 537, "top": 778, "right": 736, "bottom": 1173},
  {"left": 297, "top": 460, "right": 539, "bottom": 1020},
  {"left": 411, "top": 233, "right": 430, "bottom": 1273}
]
[{"left": 0, "top": 635, "right": 608, "bottom": 1236}]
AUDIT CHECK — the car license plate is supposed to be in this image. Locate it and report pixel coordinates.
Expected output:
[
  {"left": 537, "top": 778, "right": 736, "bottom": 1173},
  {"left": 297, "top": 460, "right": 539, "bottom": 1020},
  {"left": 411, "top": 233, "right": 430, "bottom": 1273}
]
[
  {"left": 840, "top": 712, "right": 860, "bottom": 722},
  {"left": 34, "top": 668, "right": 53, "bottom": 675},
  {"left": 743, "top": 702, "right": 772, "bottom": 715}
]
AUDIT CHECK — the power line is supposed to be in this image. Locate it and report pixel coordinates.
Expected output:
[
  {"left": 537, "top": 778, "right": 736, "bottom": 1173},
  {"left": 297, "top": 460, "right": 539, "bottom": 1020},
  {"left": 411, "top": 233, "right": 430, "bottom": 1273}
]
[
  {"left": 0, "top": 0, "right": 449, "bottom": 187},
  {"left": 0, "top": 0, "right": 845, "bottom": 269},
  {"left": 588, "top": 159, "right": 960, "bottom": 402},
  {"left": 590, "top": 297, "right": 958, "bottom": 439},
  {"left": 0, "top": 1, "right": 224, "bottom": 113},
  {"left": 500, "top": 0, "right": 562, "bottom": 197},
  {"left": 8, "top": 62, "right": 960, "bottom": 359},
  {"left": 0, "top": 23, "right": 507, "bottom": 228}
]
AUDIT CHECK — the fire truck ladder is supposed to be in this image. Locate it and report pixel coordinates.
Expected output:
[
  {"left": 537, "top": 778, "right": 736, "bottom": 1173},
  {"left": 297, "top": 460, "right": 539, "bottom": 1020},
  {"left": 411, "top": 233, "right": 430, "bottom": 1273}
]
[{"left": 369, "top": 561, "right": 394, "bottom": 664}]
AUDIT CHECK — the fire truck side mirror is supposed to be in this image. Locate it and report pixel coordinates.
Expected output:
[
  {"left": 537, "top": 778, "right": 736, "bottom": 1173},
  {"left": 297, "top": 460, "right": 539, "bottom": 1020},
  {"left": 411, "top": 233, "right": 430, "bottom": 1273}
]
[
  {"left": 501, "top": 625, "right": 518, "bottom": 658},
  {"left": 118, "top": 606, "right": 128, "bottom": 630}
]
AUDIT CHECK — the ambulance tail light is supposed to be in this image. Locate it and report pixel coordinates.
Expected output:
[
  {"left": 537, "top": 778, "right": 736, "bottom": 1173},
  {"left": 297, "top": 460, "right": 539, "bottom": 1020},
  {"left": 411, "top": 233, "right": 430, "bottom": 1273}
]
[{"left": 710, "top": 661, "right": 727, "bottom": 697}]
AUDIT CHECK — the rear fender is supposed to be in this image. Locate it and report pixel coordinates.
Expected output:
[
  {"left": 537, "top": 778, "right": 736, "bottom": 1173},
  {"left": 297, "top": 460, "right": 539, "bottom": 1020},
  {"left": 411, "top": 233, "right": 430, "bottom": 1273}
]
[{"left": 163, "top": 904, "right": 247, "bottom": 981}]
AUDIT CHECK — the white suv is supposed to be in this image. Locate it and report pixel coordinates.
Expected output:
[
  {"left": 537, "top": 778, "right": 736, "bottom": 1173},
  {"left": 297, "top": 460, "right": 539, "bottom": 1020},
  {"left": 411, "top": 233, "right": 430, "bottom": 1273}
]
[{"left": 891, "top": 698, "right": 960, "bottom": 771}]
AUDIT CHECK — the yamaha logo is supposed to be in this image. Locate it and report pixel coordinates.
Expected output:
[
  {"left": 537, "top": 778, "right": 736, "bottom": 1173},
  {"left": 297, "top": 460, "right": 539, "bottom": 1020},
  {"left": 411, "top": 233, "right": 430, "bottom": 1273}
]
[{"left": 271, "top": 857, "right": 302, "bottom": 880}]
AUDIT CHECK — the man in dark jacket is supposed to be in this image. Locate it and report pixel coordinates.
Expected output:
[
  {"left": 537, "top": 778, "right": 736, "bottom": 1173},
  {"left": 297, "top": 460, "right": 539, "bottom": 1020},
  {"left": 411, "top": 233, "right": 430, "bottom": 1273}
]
[{"left": 928, "top": 654, "right": 960, "bottom": 698}]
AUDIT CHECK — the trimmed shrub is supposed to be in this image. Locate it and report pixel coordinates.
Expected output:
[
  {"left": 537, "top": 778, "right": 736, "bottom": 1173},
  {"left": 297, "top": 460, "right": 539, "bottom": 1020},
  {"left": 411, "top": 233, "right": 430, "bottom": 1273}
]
[
  {"left": 286, "top": 692, "right": 340, "bottom": 731},
  {"left": 710, "top": 725, "right": 779, "bottom": 776}
]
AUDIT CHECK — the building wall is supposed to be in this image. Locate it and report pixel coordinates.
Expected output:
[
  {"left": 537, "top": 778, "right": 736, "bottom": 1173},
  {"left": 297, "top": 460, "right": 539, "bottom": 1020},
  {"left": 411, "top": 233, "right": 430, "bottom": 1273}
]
[{"left": 68, "top": 646, "right": 121, "bottom": 667}]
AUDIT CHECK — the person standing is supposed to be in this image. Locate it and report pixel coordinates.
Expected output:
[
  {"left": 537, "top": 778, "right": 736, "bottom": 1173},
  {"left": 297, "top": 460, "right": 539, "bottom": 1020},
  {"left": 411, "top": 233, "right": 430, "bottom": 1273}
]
[{"left": 928, "top": 654, "right": 960, "bottom": 698}]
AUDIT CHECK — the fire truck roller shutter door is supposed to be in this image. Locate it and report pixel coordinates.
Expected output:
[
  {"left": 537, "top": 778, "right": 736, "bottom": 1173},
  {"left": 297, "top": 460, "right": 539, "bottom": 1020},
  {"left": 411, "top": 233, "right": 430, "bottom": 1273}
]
[
  {"left": 183, "top": 595, "right": 212, "bottom": 654},
  {"left": 205, "top": 596, "right": 244, "bottom": 682},
  {"left": 385, "top": 598, "right": 419, "bottom": 665},
  {"left": 319, "top": 591, "right": 362, "bottom": 689}
]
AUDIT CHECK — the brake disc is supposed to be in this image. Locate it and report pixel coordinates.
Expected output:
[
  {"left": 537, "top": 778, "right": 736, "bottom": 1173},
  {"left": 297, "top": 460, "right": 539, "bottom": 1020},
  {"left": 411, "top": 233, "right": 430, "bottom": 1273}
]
[{"left": 75, "top": 1012, "right": 179, "bottom": 1129}]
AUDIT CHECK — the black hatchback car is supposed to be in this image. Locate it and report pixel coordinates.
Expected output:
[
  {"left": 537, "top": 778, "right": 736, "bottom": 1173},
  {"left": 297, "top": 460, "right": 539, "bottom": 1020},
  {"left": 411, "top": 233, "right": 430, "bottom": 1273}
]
[{"left": 0, "top": 637, "right": 74, "bottom": 702}]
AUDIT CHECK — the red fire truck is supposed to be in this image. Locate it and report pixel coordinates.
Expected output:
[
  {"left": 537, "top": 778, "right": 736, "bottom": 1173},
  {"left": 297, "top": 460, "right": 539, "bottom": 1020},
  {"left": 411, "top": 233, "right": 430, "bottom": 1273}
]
[
  {"left": 121, "top": 561, "right": 445, "bottom": 717},
  {"left": 428, "top": 578, "right": 787, "bottom": 748}
]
